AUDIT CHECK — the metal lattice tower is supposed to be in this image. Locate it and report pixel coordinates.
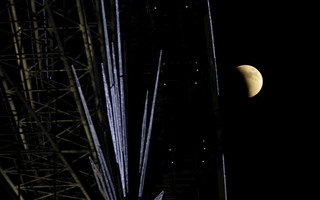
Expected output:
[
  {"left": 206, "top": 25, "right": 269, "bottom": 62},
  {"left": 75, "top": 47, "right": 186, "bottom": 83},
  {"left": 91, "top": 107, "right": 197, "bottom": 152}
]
[{"left": 0, "top": 0, "right": 117, "bottom": 199}]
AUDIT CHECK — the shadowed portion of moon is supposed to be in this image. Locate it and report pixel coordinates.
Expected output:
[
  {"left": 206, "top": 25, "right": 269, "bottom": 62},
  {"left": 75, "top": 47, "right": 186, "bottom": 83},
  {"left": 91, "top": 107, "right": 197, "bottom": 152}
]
[{"left": 237, "top": 65, "right": 263, "bottom": 98}]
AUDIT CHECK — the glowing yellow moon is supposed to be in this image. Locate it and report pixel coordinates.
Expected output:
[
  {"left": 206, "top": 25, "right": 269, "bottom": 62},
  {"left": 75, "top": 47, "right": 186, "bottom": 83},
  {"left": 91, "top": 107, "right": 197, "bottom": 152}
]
[{"left": 237, "top": 65, "right": 263, "bottom": 98}]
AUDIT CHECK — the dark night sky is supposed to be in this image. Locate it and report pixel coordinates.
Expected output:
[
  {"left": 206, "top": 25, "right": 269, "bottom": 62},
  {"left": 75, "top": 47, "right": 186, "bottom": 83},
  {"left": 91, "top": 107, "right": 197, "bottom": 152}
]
[
  {"left": 128, "top": 0, "right": 313, "bottom": 199},
  {"left": 204, "top": 1, "right": 316, "bottom": 199},
  {"left": 215, "top": 1, "right": 317, "bottom": 199}
]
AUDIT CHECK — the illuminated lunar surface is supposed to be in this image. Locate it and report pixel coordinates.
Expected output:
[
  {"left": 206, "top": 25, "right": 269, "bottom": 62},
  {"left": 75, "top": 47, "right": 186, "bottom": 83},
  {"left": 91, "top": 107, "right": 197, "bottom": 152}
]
[{"left": 237, "top": 65, "right": 263, "bottom": 98}]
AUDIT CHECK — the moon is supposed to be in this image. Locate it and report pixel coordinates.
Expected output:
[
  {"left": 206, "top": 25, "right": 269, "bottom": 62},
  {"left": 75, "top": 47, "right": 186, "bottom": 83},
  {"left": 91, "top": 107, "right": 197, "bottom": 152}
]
[{"left": 237, "top": 65, "right": 263, "bottom": 98}]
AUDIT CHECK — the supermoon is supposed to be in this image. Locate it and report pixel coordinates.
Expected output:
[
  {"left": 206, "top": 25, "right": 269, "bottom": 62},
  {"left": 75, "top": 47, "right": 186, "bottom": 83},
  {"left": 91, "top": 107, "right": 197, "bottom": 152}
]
[{"left": 237, "top": 65, "right": 263, "bottom": 98}]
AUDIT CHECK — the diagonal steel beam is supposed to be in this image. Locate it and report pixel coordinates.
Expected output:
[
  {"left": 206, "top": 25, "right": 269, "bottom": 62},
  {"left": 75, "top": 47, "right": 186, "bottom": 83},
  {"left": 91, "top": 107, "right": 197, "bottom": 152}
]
[
  {"left": 0, "top": 66, "right": 91, "bottom": 200},
  {"left": 0, "top": 68, "right": 29, "bottom": 152},
  {"left": 45, "top": 1, "right": 97, "bottom": 166},
  {"left": 0, "top": 166, "right": 25, "bottom": 200},
  {"left": 76, "top": 0, "right": 103, "bottom": 123},
  {"left": 30, "top": 0, "right": 45, "bottom": 89},
  {"left": 8, "top": 0, "right": 35, "bottom": 110},
  {"left": 72, "top": 65, "right": 117, "bottom": 200}
]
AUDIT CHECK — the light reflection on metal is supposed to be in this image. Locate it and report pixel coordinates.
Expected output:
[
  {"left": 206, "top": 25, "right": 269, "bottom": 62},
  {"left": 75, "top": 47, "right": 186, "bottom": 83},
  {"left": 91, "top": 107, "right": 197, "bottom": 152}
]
[
  {"left": 72, "top": 65, "right": 116, "bottom": 200},
  {"left": 101, "top": 63, "right": 118, "bottom": 164},
  {"left": 88, "top": 0, "right": 163, "bottom": 198},
  {"left": 154, "top": 190, "right": 164, "bottom": 200},
  {"left": 115, "top": 0, "right": 129, "bottom": 191},
  {"left": 139, "top": 50, "right": 162, "bottom": 198},
  {"left": 111, "top": 42, "right": 126, "bottom": 196},
  {"left": 139, "top": 91, "right": 149, "bottom": 173},
  {"left": 100, "top": 0, "right": 128, "bottom": 195},
  {"left": 111, "top": 43, "right": 121, "bottom": 167},
  {"left": 207, "top": 0, "right": 220, "bottom": 95},
  {"left": 89, "top": 156, "right": 109, "bottom": 200},
  {"left": 100, "top": 0, "right": 113, "bottom": 79},
  {"left": 222, "top": 154, "right": 228, "bottom": 200}
]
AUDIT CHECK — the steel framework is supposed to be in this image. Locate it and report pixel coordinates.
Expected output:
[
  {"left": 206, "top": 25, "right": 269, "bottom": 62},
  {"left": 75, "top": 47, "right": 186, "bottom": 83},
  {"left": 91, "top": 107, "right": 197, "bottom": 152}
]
[{"left": 0, "top": 0, "right": 119, "bottom": 199}]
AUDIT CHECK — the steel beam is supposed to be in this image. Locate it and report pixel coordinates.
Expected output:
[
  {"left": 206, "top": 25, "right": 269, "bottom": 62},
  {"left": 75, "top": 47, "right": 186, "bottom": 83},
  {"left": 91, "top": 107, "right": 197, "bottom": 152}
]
[
  {"left": 45, "top": 1, "right": 97, "bottom": 166},
  {"left": 76, "top": 0, "right": 103, "bottom": 123},
  {"left": 8, "top": 0, "right": 35, "bottom": 110},
  {"left": 0, "top": 166, "right": 25, "bottom": 200},
  {"left": 0, "top": 66, "right": 92, "bottom": 200}
]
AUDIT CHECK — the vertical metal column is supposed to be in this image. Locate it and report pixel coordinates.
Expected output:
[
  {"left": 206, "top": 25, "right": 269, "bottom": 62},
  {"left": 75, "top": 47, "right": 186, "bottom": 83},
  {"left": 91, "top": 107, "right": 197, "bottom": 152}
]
[{"left": 206, "top": 0, "right": 227, "bottom": 200}]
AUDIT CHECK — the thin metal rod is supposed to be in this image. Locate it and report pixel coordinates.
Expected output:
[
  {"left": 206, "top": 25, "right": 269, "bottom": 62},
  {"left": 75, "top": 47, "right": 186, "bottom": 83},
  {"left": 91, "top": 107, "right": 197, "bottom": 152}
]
[
  {"left": 207, "top": 0, "right": 220, "bottom": 95},
  {"left": 111, "top": 43, "right": 126, "bottom": 195},
  {"left": 115, "top": 0, "right": 129, "bottom": 194},
  {"left": 97, "top": 147, "right": 117, "bottom": 200},
  {"left": 139, "top": 91, "right": 149, "bottom": 173},
  {"left": 100, "top": 0, "right": 126, "bottom": 194},
  {"left": 154, "top": 190, "right": 164, "bottom": 200},
  {"left": 115, "top": 0, "right": 123, "bottom": 78},
  {"left": 139, "top": 50, "right": 162, "bottom": 198},
  {"left": 89, "top": 156, "right": 109, "bottom": 200},
  {"left": 72, "top": 65, "right": 116, "bottom": 200},
  {"left": 111, "top": 42, "right": 121, "bottom": 166},
  {"left": 101, "top": 63, "right": 118, "bottom": 164},
  {"left": 222, "top": 154, "right": 228, "bottom": 200},
  {"left": 100, "top": 0, "right": 113, "bottom": 83},
  {"left": 109, "top": 43, "right": 120, "bottom": 166}
]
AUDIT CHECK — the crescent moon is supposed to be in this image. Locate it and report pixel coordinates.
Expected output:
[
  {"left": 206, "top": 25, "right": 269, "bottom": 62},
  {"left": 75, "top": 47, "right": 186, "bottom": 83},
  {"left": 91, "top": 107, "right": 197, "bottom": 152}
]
[{"left": 237, "top": 65, "right": 263, "bottom": 98}]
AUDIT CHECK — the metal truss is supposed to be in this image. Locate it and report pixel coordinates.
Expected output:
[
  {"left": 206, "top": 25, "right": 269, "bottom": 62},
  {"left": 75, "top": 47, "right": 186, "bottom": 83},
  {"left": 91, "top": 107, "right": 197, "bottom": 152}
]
[{"left": 0, "top": 0, "right": 117, "bottom": 199}]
